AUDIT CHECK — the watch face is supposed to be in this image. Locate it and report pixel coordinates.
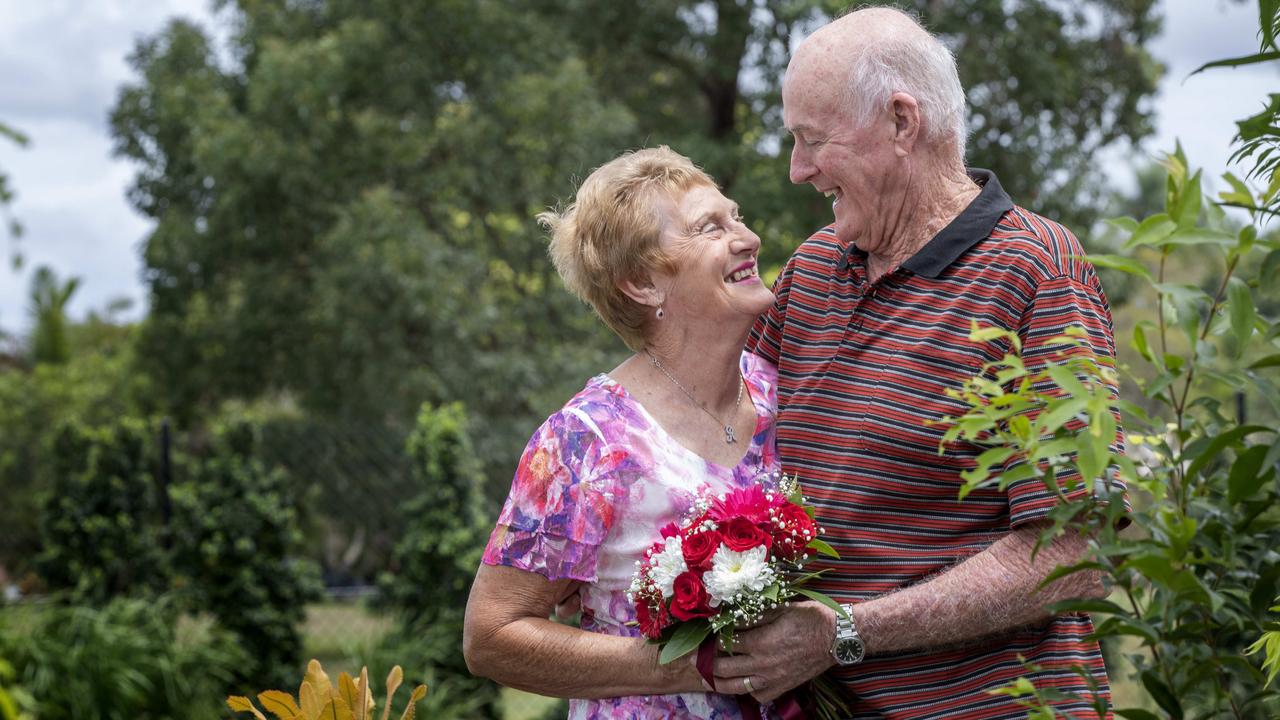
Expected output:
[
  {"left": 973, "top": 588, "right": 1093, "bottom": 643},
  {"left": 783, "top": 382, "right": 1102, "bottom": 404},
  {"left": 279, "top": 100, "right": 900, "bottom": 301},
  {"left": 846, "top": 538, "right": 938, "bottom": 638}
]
[{"left": 835, "top": 638, "right": 865, "bottom": 665}]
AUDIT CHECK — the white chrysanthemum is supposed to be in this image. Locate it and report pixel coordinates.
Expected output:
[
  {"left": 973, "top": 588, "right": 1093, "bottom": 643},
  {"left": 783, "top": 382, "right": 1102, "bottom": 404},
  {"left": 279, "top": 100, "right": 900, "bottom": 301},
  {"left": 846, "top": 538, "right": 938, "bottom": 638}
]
[
  {"left": 703, "top": 545, "right": 774, "bottom": 604},
  {"left": 648, "top": 536, "right": 687, "bottom": 598}
]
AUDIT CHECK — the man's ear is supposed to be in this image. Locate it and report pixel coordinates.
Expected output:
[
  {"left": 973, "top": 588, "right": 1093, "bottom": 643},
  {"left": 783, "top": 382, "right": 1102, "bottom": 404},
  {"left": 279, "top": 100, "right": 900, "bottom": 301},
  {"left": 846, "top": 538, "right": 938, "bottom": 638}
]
[
  {"left": 889, "top": 92, "right": 921, "bottom": 157},
  {"left": 617, "top": 274, "right": 664, "bottom": 309}
]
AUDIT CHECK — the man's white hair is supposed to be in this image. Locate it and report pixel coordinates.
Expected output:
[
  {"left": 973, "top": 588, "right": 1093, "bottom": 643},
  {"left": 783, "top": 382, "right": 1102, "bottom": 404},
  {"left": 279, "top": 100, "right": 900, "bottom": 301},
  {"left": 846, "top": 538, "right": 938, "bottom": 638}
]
[{"left": 842, "top": 9, "right": 968, "bottom": 161}]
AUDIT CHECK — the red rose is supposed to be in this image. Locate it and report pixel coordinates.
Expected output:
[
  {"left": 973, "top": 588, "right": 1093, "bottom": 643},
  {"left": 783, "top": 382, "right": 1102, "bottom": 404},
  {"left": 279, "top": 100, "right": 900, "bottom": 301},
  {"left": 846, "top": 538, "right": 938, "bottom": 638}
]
[
  {"left": 670, "top": 571, "right": 716, "bottom": 621},
  {"left": 721, "top": 516, "right": 772, "bottom": 553},
  {"left": 636, "top": 599, "right": 672, "bottom": 639},
  {"left": 770, "top": 502, "right": 817, "bottom": 561},
  {"left": 659, "top": 522, "right": 681, "bottom": 539},
  {"left": 682, "top": 529, "right": 723, "bottom": 571}
]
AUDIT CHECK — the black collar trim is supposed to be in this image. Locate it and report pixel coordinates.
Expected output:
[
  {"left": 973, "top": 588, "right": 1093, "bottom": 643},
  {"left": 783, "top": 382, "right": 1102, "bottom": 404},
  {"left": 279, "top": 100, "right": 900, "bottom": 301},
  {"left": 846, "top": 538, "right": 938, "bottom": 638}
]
[{"left": 840, "top": 169, "right": 1013, "bottom": 278}]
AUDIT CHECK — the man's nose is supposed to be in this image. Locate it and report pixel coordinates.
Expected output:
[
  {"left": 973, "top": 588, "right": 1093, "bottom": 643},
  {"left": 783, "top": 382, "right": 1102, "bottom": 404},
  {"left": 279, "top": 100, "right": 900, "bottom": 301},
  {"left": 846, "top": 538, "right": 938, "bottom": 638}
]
[{"left": 789, "top": 143, "right": 814, "bottom": 185}]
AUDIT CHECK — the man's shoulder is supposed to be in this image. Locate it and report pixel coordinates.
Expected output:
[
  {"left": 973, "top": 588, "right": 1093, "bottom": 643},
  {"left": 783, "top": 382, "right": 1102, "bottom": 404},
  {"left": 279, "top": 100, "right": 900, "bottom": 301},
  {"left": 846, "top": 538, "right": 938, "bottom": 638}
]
[
  {"left": 792, "top": 225, "right": 844, "bottom": 265},
  {"left": 979, "top": 205, "right": 1093, "bottom": 283}
]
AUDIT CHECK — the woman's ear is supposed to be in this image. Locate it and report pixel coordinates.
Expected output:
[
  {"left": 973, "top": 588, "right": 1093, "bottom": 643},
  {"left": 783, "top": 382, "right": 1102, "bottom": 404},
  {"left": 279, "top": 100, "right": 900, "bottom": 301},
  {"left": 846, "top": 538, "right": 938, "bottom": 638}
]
[{"left": 617, "top": 274, "right": 664, "bottom": 309}]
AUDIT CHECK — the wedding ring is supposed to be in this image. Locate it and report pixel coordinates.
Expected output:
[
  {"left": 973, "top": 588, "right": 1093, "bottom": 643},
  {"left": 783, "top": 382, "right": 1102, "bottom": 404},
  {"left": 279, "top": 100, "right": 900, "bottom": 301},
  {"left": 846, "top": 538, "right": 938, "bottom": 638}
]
[{"left": 743, "top": 677, "right": 755, "bottom": 693}]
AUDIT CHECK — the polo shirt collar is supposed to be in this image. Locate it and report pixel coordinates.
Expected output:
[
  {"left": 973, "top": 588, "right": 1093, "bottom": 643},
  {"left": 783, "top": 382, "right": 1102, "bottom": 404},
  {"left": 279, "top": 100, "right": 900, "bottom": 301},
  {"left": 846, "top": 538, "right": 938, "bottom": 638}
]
[
  {"left": 840, "top": 168, "right": 1013, "bottom": 279},
  {"left": 899, "top": 168, "right": 1013, "bottom": 278}
]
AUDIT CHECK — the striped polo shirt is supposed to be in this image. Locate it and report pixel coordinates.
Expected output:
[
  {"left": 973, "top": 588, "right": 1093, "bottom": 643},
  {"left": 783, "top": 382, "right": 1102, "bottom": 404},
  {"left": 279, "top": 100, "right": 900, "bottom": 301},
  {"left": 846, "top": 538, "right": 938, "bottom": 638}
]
[{"left": 748, "top": 170, "right": 1122, "bottom": 719}]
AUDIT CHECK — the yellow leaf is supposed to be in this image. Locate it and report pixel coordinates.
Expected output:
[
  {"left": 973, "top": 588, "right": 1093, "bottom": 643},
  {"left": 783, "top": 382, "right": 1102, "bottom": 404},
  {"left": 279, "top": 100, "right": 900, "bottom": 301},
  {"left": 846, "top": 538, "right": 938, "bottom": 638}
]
[
  {"left": 300, "top": 682, "right": 321, "bottom": 720},
  {"left": 380, "top": 666, "right": 403, "bottom": 720},
  {"left": 355, "top": 667, "right": 370, "bottom": 720},
  {"left": 338, "top": 672, "right": 359, "bottom": 713},
  {"left": 318, "top": 697, "right": 354, "bottom": 720},
  {"left": 258, "top": 690, "right": 302, "bottom": 720},
  {"left": 305, "top": 659, "right": 333, "bottom": 701},
  {"left": 397, "top": 685, "right": 427, "bottom": 720},
  {"left": 227, "top": 696, "right": 268, "bottom": 720}
]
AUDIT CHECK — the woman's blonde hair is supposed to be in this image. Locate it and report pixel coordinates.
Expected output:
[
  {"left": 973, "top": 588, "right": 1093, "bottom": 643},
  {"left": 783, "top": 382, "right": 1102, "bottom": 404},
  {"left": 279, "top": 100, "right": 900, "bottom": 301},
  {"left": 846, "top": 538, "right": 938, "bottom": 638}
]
[{"left": 540, "top": 146, "right": 715, "bottom": 351}]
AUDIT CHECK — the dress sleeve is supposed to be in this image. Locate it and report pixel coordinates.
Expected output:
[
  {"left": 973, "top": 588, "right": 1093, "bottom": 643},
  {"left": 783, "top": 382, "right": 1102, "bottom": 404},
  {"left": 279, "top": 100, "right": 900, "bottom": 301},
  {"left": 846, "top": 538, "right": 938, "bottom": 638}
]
[
  {"left": 482, "top": 407, "right": 619, "bottom": 582},
  {"left": 1004, "top": 273, "right": 1129, "bottom": 527}
]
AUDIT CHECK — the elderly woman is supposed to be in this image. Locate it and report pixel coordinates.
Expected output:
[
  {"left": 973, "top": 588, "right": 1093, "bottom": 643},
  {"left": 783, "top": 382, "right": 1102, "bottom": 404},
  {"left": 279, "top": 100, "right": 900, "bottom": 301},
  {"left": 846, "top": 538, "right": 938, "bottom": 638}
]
[{"left": 463, "top": 146, "right": 778, "bottom": 718}]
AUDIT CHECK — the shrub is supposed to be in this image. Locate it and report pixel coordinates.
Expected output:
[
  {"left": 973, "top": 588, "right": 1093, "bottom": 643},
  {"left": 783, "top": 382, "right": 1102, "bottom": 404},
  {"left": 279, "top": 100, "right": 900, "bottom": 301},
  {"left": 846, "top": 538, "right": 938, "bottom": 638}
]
[
  {"left": 0, "top": 597, "right": 244, "bottom": 720},
  {"left": 35, "top": 419, "right": 169, "bottom": 603},
  {"left": 169, "top": 421, "right": 322, "bottom": 690},
  {"left": 376, "top": 402, "right": 499, "bottom": 718},
  {"left": 377, "top": 402, "right": 488, "bottom": 623}
]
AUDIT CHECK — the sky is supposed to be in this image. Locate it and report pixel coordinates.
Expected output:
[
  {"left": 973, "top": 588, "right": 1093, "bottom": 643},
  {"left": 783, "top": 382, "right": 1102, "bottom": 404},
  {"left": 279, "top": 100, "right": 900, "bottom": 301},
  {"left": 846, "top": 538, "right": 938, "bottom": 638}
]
[{"left": 0, "top": 0, "right": 1277, "bottom": 336}]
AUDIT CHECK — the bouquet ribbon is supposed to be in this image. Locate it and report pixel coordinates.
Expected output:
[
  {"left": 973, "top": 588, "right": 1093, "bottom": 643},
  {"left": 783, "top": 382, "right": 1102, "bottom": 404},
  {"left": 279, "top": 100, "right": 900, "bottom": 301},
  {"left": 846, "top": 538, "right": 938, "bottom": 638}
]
[{"left": 695, "top": 637, "right": 810, "bottom": 720}]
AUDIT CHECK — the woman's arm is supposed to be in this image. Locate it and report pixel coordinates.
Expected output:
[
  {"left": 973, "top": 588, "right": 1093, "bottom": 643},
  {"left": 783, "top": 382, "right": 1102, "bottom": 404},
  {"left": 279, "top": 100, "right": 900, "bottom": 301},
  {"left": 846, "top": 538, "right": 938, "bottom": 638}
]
[{"left": 463, "top": 563, "right": 710, "bottom": 698}]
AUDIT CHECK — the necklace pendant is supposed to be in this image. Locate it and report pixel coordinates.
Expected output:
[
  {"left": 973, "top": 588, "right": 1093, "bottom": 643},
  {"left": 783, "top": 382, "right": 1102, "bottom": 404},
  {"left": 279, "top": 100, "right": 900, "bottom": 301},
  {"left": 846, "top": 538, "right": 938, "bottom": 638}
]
[{"left": 724, "top": 425, "right": 736, "bottom": 445}]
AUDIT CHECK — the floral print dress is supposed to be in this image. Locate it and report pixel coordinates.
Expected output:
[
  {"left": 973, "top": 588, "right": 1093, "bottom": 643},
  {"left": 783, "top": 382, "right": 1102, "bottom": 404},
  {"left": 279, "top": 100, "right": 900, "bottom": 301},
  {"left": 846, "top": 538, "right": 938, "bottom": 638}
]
[{"left": 483, "top": 351, "right": 781, "bottom": 720}]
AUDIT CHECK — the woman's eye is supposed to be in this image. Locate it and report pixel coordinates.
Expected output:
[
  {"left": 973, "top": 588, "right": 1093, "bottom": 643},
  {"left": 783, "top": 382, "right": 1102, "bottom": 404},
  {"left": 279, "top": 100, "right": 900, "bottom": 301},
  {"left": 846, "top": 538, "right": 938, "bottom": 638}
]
[{"left": 700, "top": 222, "right": 722, "bottom": 234}]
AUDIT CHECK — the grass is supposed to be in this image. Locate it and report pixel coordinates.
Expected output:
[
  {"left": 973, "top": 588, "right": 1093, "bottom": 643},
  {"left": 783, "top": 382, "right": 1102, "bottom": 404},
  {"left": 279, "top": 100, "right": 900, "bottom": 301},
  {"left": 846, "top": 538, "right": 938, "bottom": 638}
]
[{"left": 299, "top": 599, "right": 395, "bottom": 678}]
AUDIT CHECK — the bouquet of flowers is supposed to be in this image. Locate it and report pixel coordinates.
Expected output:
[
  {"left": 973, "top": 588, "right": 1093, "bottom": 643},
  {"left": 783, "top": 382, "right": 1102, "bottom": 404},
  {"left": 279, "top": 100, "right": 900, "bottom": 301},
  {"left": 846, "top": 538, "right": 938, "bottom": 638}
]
[{"left": 627, "top": 472, "right": 844, "bottom": 663}]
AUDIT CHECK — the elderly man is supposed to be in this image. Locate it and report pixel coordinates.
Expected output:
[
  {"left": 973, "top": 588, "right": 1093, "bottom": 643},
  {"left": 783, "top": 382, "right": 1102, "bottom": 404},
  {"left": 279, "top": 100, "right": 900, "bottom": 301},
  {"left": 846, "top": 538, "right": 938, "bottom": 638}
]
[{"left": 719, "top": 6, "right": 1124, "bottom": 718}]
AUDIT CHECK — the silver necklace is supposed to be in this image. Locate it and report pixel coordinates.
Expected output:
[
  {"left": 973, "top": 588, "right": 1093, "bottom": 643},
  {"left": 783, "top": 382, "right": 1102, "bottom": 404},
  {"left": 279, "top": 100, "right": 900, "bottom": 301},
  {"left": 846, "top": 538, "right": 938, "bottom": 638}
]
[{"left": 644, "top": 349, "right": 744, "bottom": 444}]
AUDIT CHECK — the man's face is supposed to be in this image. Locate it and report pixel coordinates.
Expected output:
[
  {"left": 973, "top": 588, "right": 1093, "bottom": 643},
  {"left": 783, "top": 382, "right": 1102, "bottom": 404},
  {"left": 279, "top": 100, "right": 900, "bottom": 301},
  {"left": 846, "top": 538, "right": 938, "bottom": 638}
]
[{"left": 782, "top": 64, "right": 902, "bottom": 254}]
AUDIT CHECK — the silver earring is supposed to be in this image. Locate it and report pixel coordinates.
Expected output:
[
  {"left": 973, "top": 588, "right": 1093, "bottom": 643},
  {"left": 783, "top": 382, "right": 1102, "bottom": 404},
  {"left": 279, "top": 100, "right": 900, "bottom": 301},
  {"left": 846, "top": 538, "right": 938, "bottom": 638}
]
[{"left": 655, "top": 306, "right": 665, "bottom": 320}]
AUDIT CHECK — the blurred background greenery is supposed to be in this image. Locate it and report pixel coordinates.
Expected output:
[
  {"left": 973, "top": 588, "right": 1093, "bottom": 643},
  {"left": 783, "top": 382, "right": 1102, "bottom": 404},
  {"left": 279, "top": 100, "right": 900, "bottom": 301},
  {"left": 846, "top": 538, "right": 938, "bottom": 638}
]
[{"left": 0, "top": 1, "right": 1273, "bottom": 718}]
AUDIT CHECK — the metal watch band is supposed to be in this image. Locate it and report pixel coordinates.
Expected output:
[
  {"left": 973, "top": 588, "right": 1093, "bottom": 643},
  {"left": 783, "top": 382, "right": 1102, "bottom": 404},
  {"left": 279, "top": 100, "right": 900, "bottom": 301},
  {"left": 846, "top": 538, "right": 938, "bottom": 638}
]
[{"left": 832, "top": 602, "right": 865, "bottom": 665}]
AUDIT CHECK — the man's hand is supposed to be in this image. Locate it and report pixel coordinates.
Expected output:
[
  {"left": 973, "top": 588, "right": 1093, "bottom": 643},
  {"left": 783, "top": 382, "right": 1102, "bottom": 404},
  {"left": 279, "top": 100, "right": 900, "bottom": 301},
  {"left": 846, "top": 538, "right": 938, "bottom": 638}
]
[
  {"left": 712, "top": 601, "right": 837, "bottom": 703},
  {"left": 552, "top": 581, "right": 583, "bottom": 622}
]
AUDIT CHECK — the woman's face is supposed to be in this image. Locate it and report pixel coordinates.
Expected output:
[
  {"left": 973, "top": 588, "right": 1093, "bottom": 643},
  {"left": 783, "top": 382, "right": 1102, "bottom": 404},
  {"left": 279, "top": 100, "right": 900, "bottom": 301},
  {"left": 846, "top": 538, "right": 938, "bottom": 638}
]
[{"left": 653, "top": 184, "right": 774, "bottom": 326}]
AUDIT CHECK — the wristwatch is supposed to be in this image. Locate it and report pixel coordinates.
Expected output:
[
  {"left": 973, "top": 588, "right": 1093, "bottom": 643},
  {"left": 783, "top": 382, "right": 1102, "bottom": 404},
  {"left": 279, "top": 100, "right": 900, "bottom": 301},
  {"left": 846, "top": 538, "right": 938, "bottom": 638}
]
[{"left": 831, "top": 603, "right": 865, "bottom": 665}]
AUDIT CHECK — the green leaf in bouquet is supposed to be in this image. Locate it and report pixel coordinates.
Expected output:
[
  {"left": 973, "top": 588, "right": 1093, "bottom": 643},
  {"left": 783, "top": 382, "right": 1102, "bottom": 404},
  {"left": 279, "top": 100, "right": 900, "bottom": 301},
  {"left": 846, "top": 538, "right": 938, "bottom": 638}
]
[
  {"left": 659, "top": 620, "right": 712, "bottom": 665},
  {"left": 807, "top": 538, "right": 839, "bottom": 559},
  {"left": 794, "top": 588, "right": 849, "bottom": 622},
  {"left": 763, "top": 582, "right": 781, "bottom": 602}
]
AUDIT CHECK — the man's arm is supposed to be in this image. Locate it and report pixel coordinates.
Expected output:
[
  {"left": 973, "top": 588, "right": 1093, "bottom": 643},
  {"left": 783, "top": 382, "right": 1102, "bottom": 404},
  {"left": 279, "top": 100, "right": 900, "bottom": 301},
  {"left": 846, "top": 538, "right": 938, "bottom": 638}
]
[{"left": 713, "top": 520, "right": 1103, "bottom": 702}]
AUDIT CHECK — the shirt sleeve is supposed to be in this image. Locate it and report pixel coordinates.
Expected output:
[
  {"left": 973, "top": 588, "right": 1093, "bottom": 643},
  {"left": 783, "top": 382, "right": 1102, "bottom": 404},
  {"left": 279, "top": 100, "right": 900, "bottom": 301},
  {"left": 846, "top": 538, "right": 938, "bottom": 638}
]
[
  {"left": 482, "top": 407, "right": 618, "bottom": 582},
  {"left": 1004, "top": 274, "right": 1129, "bottom": 528}
]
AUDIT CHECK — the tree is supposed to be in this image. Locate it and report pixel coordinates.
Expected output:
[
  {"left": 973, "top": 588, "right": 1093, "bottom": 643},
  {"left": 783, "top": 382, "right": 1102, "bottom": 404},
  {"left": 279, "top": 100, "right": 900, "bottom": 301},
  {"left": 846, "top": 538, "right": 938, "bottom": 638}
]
[
  {"left": 537, "top": 0, "right": 1162, "bottom": 252},
  {"left": 28, "top": 266, "right": 80, "bottom": 366},
  {"left": 110, "top": 2, "right": 631, "bottom": 480},
  {"left": 0, "top": 121, "right": 26, "bottom": 271},
  {"left": 110, "top": 0, "right": 1162, "bottom": 482}
]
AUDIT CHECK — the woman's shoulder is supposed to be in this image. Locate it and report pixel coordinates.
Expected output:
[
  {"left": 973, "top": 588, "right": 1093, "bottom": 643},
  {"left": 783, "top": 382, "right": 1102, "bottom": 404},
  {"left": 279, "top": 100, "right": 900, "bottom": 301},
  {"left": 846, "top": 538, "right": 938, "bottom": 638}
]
[{"left": 532, "top": 374, "right": 641, "bottom": 453}]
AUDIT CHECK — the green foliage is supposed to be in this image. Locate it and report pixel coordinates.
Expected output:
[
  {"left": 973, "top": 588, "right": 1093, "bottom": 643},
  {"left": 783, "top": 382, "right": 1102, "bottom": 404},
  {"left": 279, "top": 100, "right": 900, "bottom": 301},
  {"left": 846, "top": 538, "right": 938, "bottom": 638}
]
[
  {"left": 0, "top": 597, "right": 245, "bottom": 720},
  {"left": 0, "top": 658, "right": 32, "bottom": 720},
  {"left": 0, "top": 321, "right": 149, "bottom": 578},
  {"left": 942, "top": 100, "right": 1280, "bottom": 720},
  {"left": 376, "top": 402, "right": 498, "bottom": 718},
  {"left": 35, "top": 419, "right": 170, "bottom": 604},
  {"left": 28, "top": 266, "right": 80, "bottom": 366},
  {"left": 169, "top": 421, "right": 323, "bottom": 690}
]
